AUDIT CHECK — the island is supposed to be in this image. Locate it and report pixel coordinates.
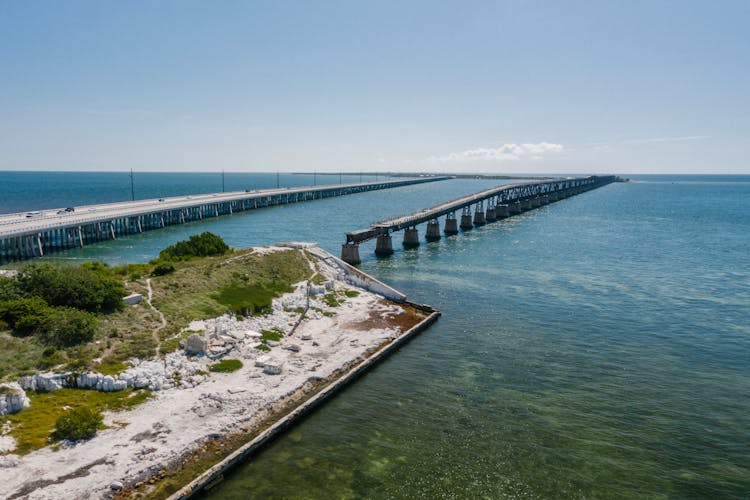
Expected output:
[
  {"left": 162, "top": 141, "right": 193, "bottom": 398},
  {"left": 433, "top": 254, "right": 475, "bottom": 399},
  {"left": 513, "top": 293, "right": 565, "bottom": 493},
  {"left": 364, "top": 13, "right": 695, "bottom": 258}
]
[{"left": 0, "top": 233, "right": 439, "bottom": 499}]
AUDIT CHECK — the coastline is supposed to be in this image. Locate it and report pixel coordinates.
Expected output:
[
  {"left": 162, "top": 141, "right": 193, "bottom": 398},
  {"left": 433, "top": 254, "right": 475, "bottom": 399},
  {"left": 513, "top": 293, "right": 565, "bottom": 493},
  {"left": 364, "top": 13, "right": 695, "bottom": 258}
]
[
  {"left": 1, "top": 246, "right": 439, "bottom": 499},
  {"left": 171, "top": 304, "right": 439, "bottom": 500}
]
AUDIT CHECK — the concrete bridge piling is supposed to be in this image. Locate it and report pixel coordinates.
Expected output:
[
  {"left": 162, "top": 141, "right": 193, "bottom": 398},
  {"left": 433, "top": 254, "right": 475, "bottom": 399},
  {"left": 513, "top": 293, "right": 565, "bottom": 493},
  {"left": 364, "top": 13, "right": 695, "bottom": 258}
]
[
  {"left": 342, "top": 175, "right": 617, "bottom": 264},
  {"left": 425, "top": 220, "right": 441, "bottom": 242},
  {"left": 444, "top": 213, "right": 458, "bottom": 235},
  {"left": 375, "top": 234, "right": 394, "bottom": 256},
  {"left": 402, "top": 227, "right": 420, "bottom": 248},
  {"left": 472, "top": 201, "right": 486, "bottom": 226}
]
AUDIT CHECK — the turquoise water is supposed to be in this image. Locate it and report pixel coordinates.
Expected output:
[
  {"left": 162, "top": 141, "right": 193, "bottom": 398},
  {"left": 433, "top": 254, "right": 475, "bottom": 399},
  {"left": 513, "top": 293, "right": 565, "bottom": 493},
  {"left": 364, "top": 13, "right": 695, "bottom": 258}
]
[{"left": 1, "top": 173, "right": 749, "bottom": 498}]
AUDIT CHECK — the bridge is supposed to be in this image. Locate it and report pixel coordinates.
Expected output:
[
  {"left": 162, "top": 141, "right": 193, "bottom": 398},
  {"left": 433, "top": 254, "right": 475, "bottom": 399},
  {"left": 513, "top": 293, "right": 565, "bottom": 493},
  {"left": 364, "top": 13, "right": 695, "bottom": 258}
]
[
  {"left": 341, "top": 175, "right": 617, "bottom": 264},
  {"left": 0, "top": 176, "right": 449, "bottom": 264}
]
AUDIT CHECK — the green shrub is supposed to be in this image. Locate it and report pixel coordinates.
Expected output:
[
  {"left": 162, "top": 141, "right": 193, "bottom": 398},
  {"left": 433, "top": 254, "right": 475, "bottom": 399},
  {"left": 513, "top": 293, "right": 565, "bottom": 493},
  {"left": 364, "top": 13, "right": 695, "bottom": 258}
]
[
  {"left": 0, "top": 297, "right": 50, "bottom": 334},
  {"left": 17, "top": 262, "right": 125, "bottom": 312},
  {"left": 209, "top": 359, "right": 243, "bottom": 373},
  {"left": 37, "top": 307, "right": 98, "bottom": 347},
  {"left": 158, "top": 232, "right": 229, "bottom": 261},
  {"left": 255, "top": 343, "right": 271, "bottom": 352},
  {"left": 0, "top": 276, "right": 22, "bottom": 302},
  {"left": 53, "top": 406, "right": 103, "bottom": 441},
  {"left": 151, "top": 261, "right": 176, "bottom": 276}
]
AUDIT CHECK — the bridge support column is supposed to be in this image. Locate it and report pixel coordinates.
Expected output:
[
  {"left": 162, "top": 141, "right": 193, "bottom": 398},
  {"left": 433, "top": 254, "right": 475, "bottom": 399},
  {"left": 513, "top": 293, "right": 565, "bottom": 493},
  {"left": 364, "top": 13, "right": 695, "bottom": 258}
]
[
  {"left": 521, "top": 199, "right": 532, "bottom": 211},
  {"left": 485, "top": 207, "right": 497, "bottom": 222},
  {"left": 341, "top": 243, "right": 361, "bottom": 265},
  {"left": 460, "top": 213, "right": 473, "bottom": 230},
  {"left": 509, "top": 201, "right": 521, "bottom": 214},
  {"left": 374, "top": 234, "right": 394, "bottom": 256},
  {"left": 403, "top": 227, "right": 420, "bottom": 248},
  {"left": 497, "top": 204, "right": 510, "bottom": 218},
  {"left": 425, "top": 219, "right": 441, "bottom": 241},
  {"left": 473, "top": 209, "right": 486, "bottom": 226},
  {"left": 444, "top": 215, "right": 458, "bottom": 235}
]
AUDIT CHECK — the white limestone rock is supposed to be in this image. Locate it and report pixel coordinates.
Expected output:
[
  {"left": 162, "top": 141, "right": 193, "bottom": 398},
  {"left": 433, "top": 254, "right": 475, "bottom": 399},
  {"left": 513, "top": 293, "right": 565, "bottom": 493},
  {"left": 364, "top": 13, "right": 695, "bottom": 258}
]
[
  {"left": 18, "top": 372, "right": 67, "bottom": 392},
  {"left": 0, "top": 383, "right": 30, "bottom": 415},
  {"left": 123, "top": 293, "right": 143, "bottom": 305},
  {"left": 185, "top": 334, "right": 208, "bottom": 355},
  {"left": 0, "top": 454, "right": 20, "bottom": 467},
  {"left": 254, "top": 355, "right": 271, "bottom": 367},
  {"left": 263, "top": 359, "right": 283, "bottom": 375}
]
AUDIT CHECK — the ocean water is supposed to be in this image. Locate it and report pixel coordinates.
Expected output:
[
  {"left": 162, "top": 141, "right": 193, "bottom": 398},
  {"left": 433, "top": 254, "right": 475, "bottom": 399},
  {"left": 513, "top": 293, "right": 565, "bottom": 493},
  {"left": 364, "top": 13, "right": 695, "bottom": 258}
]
[{"left": 1, "top": 173, "right": 749, "bottom": 498}]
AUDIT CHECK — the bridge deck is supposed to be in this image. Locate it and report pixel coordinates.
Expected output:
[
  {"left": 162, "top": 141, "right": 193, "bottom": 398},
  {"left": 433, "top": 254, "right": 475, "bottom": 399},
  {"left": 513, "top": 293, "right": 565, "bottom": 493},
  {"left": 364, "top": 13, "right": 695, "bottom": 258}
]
[
  {"left": 0, "top": 177, "right": 448, "bottom": 239},
  {"left": 346, "top": 176, "right": 614, "bottom": 243}
]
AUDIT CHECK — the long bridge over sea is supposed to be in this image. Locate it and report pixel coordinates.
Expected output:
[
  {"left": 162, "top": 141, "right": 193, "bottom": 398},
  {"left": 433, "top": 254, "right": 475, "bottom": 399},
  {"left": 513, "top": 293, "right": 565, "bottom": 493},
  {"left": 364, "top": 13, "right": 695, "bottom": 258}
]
[
  {"left": 0, "top": 177, "right": 447, "bottom": 263},
  {"left": 341, "top": 175, "right": 617, "bottom": 264}
]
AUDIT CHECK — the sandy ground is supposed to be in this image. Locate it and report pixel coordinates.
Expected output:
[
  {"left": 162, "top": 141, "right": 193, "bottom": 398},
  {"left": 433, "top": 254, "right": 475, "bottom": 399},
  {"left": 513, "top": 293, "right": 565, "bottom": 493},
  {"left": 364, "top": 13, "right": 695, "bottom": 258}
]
[{"left": 1, "top": 250, "right": 412, "bottom": 500}]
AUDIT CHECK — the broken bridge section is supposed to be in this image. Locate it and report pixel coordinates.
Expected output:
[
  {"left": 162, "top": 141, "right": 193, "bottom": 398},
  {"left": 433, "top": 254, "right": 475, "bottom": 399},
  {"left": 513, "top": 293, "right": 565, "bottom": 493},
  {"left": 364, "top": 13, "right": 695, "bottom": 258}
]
[{"left": 341, "top": 175, "right": 619, "bottom": 264}]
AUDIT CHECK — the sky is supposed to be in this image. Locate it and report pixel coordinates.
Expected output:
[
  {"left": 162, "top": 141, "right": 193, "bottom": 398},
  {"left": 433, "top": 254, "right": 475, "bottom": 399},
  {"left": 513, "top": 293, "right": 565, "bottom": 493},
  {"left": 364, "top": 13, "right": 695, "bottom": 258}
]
[{"left": 0, "top": 1, "right": 748, "bottom": 174}]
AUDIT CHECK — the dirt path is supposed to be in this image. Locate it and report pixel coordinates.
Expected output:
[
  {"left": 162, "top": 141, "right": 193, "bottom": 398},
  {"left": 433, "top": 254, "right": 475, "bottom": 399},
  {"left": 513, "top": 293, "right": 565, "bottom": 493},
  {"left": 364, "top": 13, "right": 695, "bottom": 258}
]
[{"left": 145, "top": 278, "right": 167, "bottom": 357}]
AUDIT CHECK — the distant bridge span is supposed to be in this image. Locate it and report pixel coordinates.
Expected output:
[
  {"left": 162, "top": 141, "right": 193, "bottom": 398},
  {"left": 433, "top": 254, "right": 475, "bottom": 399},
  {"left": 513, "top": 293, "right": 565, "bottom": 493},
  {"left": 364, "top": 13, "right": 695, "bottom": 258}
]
[
  {"left": 341, "top": 175, "right": 617, "bottom": 264},
  {"left": 0, "top": 176, "right": 449, "bottom": 264}
]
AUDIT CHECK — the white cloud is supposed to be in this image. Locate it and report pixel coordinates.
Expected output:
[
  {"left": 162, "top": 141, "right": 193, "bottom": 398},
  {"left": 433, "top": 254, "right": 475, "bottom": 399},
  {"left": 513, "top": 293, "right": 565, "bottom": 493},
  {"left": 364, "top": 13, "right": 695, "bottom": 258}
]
[{"left": 427, "top": 142, "right": 564, "bottom": 163}]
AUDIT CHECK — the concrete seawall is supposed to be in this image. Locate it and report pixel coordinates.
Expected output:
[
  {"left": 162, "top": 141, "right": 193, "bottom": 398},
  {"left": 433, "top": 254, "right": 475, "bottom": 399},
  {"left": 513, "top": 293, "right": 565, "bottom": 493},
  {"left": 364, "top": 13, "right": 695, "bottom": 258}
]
[{"left": 170, "top": 307, "right": 440, "bottom": 499}]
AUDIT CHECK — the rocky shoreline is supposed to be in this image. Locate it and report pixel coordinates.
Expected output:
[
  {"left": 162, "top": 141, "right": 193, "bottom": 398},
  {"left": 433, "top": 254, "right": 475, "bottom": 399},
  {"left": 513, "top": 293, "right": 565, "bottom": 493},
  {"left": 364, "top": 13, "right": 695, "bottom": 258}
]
[{"left": 1, "top": 245, "right": 433, "bottom": 499}]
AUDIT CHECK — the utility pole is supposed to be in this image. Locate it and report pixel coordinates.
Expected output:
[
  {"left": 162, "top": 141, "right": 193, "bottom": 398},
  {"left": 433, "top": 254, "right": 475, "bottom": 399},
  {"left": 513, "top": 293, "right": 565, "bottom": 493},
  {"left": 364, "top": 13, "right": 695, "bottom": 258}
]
[
  {"left": 129, "top": 169, "right": 135, "bottom": 201},
  {"left": 276, "top": 171, "right": 280, "bottom": 189},
  {"left": 313, "top": 171, "right": 317, "bottom": 186}
]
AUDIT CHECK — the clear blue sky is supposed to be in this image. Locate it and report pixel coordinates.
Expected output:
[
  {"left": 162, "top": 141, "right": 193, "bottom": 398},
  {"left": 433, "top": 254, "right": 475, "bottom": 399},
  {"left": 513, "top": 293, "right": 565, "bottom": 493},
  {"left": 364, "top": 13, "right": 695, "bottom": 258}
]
[{"left": 1, "top": 1, "right": 748, "bottom": 174}]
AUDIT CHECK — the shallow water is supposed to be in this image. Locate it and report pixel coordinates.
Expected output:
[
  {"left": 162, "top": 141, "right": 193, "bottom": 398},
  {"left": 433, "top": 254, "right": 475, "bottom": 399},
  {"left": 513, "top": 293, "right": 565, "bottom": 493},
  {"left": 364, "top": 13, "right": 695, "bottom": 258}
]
[{"left": 2, "top": 173, "right": 748, "bottom": 498}]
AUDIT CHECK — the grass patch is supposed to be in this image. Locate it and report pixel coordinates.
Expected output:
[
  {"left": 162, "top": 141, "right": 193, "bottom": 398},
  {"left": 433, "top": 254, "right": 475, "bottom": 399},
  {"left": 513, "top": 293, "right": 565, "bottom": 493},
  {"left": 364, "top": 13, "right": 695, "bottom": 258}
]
[
  {"left": 343, "top": 290, "right": 360, "bottom": 298},
  {"left": 150, "top": 249, "right": 311, "bottom": 340},
  {"left": 255, "top": 343, "right": 271, "bottom": 352},
  {"left": 0, "top": 333, "right": 47, "bottom": 381},
  {"left": 322, "top": 293, "right": 342, "bottom": 307},
  {"left": 260, "top": 327, "right": 284, "bottom": 342},
  {"left": 5, "top": 388, "right": 153, "bottom": 454},
  {"left": 213, "top": 282, "right": 292, "bottom": 315},
  {"left": 97, "top": 359, "right": 129, "bottom": 376},
  {"left": 209, "top": 359, "right": 243, "bottom": 373}
]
